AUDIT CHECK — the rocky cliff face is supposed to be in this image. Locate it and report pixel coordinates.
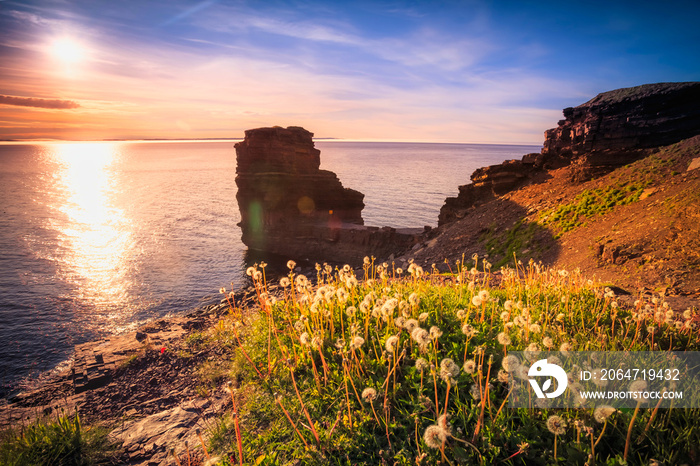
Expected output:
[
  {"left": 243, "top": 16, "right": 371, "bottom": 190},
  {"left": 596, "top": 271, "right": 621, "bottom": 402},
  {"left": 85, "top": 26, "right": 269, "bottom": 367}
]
[
  {"left": 439, "top": 82, "right": 700, "bottom": 225},
  {"left": 235, "top": 126, "right": 421, "bottom": 263},
  {"left": 542, "top": 82, "right": 700, "bottom": 158}
]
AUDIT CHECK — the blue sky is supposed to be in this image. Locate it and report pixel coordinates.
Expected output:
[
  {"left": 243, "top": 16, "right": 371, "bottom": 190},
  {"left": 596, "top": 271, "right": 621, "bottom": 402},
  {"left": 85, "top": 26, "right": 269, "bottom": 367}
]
[{"left": 1, "top": 0, "right": 698, "bottom": 142}]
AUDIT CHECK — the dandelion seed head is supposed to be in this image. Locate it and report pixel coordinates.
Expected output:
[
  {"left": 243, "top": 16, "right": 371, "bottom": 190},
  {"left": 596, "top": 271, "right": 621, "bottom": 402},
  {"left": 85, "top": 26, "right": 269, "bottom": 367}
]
[
  {"left": 361, "top": 387, "right": 377, "bottom": 402},
  {"left": 497, "top": 332, "right": 511, "bottom": 346},
  {"left": 405, "top": 318, "right": 419, "bottom": 332},
  {"left": 546, "top": 415, "right": 567, "bottom": 435},
  {"left": 415, "top": 358, "right": 429, "bottom": 372},
  {"left": 593, "top": 405, "right": 617, "bottom": 423},
  {"left": 350, "top": 336, "right": 365, "bottom": 350},
  {"left": 423, "top": 425, "right": 446, "bottom": 449},
  {"left": 385, "top": 335, "right": 399, "bottom": 352},
  {"left": 502, "top": 355, "right": 520, "bottom": 373},
  {"left": 463, "top": 359, "right": 476, "bottom": 374}
]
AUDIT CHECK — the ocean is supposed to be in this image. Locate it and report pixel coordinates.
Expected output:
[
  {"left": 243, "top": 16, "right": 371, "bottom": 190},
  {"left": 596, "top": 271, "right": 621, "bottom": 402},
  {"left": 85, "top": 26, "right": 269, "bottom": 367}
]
[{"left": 0, "top": 140, "right": 540, "bottom": 396}]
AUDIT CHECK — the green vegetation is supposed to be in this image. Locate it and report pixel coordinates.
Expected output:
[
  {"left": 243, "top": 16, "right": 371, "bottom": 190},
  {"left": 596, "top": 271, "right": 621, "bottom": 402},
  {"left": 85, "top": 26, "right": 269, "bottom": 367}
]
[
  {"left": 480, "top": 220, "right": 543, "bottom": 268},
  {"left": 196, "top": 259, "right": 699, "bottom": 465},
  {"left": 539, "top": 183, "right": 648, "bottom": 237},
  {"left": 0, "top": 411, "right": 114, "bottom": 466}
]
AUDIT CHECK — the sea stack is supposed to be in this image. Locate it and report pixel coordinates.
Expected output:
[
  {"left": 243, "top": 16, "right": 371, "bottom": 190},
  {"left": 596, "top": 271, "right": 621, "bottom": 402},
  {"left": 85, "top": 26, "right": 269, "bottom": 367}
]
[
  {"left": 235, "top": 126, "right": 422, "bottom": 263},
  {"left": 235, "top": 126, "right": 365, "bottom": 252}
]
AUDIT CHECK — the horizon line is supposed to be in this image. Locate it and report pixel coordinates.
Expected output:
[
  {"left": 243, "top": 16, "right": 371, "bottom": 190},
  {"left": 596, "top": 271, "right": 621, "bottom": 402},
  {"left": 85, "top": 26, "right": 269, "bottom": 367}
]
[{"left": 0, "top": 137, "right": 544, "bottom": 147}]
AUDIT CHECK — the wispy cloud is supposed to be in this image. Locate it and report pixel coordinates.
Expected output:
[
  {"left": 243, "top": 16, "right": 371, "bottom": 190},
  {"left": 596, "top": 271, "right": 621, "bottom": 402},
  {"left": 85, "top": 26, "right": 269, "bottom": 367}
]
[{"left": 0, "top": 94, "right": 80, "bottom": 109}]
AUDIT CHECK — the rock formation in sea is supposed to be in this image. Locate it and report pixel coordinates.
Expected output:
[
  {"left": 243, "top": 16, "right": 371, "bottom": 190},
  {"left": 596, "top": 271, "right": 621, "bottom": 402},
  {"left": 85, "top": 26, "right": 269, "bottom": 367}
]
[
  {"left": 235, "top": 126, "right": 422, "bottom": 263},
  {"left": 439, "top": 82, "right": 700, "bottom": 225}
]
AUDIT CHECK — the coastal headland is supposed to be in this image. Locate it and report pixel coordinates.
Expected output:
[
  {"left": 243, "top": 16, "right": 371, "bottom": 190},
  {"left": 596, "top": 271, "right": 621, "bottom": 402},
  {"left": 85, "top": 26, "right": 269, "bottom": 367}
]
[{"left": 1, "top": 82, "right": 699, "bottom": 465}]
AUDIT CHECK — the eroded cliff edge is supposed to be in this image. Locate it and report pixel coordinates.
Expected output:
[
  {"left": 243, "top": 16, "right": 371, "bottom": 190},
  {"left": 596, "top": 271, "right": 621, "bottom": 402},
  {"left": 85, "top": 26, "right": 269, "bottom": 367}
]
[{"left": 439, "top": 82, "right": 700, "bottom": 226}]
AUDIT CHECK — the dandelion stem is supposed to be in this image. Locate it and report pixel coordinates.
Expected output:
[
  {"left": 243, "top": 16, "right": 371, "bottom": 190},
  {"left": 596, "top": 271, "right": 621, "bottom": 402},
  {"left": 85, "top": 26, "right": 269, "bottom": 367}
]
[{"left": 624, "top": 401, "right": 641, "bottom": 461}]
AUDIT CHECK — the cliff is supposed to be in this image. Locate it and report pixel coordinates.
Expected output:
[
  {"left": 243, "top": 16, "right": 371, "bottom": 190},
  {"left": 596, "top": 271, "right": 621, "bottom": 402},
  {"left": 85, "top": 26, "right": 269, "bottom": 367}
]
[
  {"left": 439, "top": 82, "right": 700, "bottom": 225},
  {"left": 542, "top": 82, "right": 700, "bottom": 157},
  {"left": 235, "top": 126, "right": 421, "bottom": 263}
]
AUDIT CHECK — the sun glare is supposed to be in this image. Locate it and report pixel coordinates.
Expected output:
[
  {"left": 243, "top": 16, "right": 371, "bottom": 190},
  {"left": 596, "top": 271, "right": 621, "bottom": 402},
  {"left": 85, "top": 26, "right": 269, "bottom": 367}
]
[{"left": 50, "top": 37, "right": 86, "bottom": 64}]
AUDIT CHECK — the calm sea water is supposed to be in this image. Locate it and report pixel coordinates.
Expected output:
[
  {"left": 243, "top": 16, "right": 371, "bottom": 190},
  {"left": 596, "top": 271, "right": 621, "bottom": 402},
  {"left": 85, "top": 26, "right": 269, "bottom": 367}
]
[{"left": 0, "top": 140, "right": 539, "bottom": 395}]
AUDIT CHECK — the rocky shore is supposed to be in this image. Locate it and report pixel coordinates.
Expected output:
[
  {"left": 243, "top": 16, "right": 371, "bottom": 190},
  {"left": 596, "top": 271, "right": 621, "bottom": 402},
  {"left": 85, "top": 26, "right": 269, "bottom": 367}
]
[{"left": 0, "top": 289, "right": 262, "bottom": 465}]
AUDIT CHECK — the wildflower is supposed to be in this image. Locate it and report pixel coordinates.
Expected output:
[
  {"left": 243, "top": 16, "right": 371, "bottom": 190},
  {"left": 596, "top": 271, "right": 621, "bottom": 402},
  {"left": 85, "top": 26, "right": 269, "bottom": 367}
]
[
  {"left": 346, "top": 276, "right": 358, "bottom": 288},
  {"left": 408, "top": 292, "right": 420, "bottom": 306},
  {"left": 542, "top": 336, "right": 553, "bottom": 349},
  {"left": 478, "top": 289, "right": 490, "bottom": 301},
  {"left": 363, "top": 256, "right": 370, "bottom": 265},
  {"left": 472, "top": 295, "right": 483, "bottom": 306},
  {"left": 500, "top": 311, "right": 510, "bottom": 321},
  {"left": 559, "top": 342, "right": 572, "bottom": 354},
  {"left": 423, "top": 425, "right": 447, "bottom": 449},
  {"left": 404, "top": 318, "right": 419, "bottom": 332},
  {"left": 311, "top": 336, "right": 323, "bottom": 350},
  {"left": 219, "top": 287, "right": 226, "bottom": 294},
  {"left": 591, "top": 369, "right": 608, "bottom": 387},
  {"left": 546, "top": 415, "right": 567, "bottom": 435},
  {"left": 461, "top": 323, "right": 477, "bottom": 337},
  {"left": 469, "top": 383, "right": 481, "bottom": 400},
  {"left": 418, "top": 312, "right": 429, "bottom": 322},
  {"left": 556, "top": 313, "right": 565, "bottom": 322},
  {"left": 457, "top": 309, "right": 466, "bottom": 319},
  {"left": 593, "top": 405, "right": 617, "bottom": 423},
  {"left": 295, "top": 275, "right": 308, "bottom": 287},
  {"left": 411, "top": 327, "right": 430, "bottom": 347},
  {"left": 300, "top": 332, "right": 310, "bottom": 346},
  {"left": 279, "top": 277, "right": 291, "bottom": 288},
  {"left": 439, "top": 358, "right": 460, "bottom": 382},
  {"left": 502, "top": 355, "right": 520, "bottom": 373},
  {"left": 385, "top": 335, "right": 399, "bottom": 352},
  {"left": 497, "top": 332, "right": 511, "bottom": 346},
  {"left": 361, "top": 387, "right": 378, "bottom": 402},
  {"left": 629, "top": 380, "right": 647, "bottom": 393},
  {"left": 246, "top": 266, "right": 255, "bottom": 276},
  {"left": 350, "top": 336, "right": 365, "bottom": 350},
  {"left": 415, "top": 358, "right": 429, "bottom": 372},
  {"left": 529, "top": 323, "right": 541, "bottom": 334},
  {"left": 437, "top": 414, "right": 452, "bottom": 436},
  {"left": 463, "top": 360, "right": 476, "bottom": 374},
  {"left": 337, "top": 288, "right": 349, "bottom": 303},
  {"left": 497, "top": 369, "right": 511, "bottom": 383},
  {"left": 524, "top": 342, "right": 540, "bottom": 360},
  {"left": 504, "top": 300, "right": 513, "bottom": 311},
  {"left": 429, "top": 326, "right": 443, "bottom": 339}
]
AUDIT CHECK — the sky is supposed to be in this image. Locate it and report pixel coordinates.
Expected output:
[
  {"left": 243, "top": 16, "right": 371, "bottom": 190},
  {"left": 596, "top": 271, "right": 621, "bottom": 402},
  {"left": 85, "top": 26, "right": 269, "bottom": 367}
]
[{"left": 0, "top": 0, "right": 699, "bottom": 143}]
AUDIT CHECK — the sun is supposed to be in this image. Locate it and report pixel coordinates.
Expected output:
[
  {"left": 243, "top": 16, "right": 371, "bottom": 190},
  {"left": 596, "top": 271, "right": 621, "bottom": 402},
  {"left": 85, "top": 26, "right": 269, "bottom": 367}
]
[{"left": 50, "top": 37, "right": 86, "bottom": 64}]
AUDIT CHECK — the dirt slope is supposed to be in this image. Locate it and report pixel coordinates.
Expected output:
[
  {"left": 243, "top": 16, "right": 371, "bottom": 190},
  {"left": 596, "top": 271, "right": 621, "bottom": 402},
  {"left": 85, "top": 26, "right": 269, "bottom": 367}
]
[{"left": 401, "top": 136, "right": 700, "bottom": 306}]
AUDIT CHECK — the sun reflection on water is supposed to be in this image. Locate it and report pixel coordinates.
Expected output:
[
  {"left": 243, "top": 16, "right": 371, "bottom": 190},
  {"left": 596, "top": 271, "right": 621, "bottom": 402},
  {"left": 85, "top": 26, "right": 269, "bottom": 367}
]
[{"left": 49, "top": 142, "right": 136, "bottom": 331}]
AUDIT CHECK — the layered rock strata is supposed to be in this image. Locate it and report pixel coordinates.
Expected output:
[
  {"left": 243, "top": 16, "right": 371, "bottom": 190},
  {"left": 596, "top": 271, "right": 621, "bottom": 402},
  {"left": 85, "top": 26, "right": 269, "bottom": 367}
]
[
  {"left": 439, "top": 82, "right": 700, "bottom": 226},
  {"left": 235, "top": 126, "right": 421, "bottom": 263}
]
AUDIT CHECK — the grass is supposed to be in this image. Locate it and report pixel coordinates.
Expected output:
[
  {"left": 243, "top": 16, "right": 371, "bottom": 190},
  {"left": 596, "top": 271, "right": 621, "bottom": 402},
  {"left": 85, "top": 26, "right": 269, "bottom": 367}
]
[
  {"left": 0, "top": 411, "right": 115, "bottom": 466},
  {"left": 538, "top": 183, "right": 648, "bottom": 238},
  {"left": 197, "top": 258, "right": 699, "bottom": 465}
]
